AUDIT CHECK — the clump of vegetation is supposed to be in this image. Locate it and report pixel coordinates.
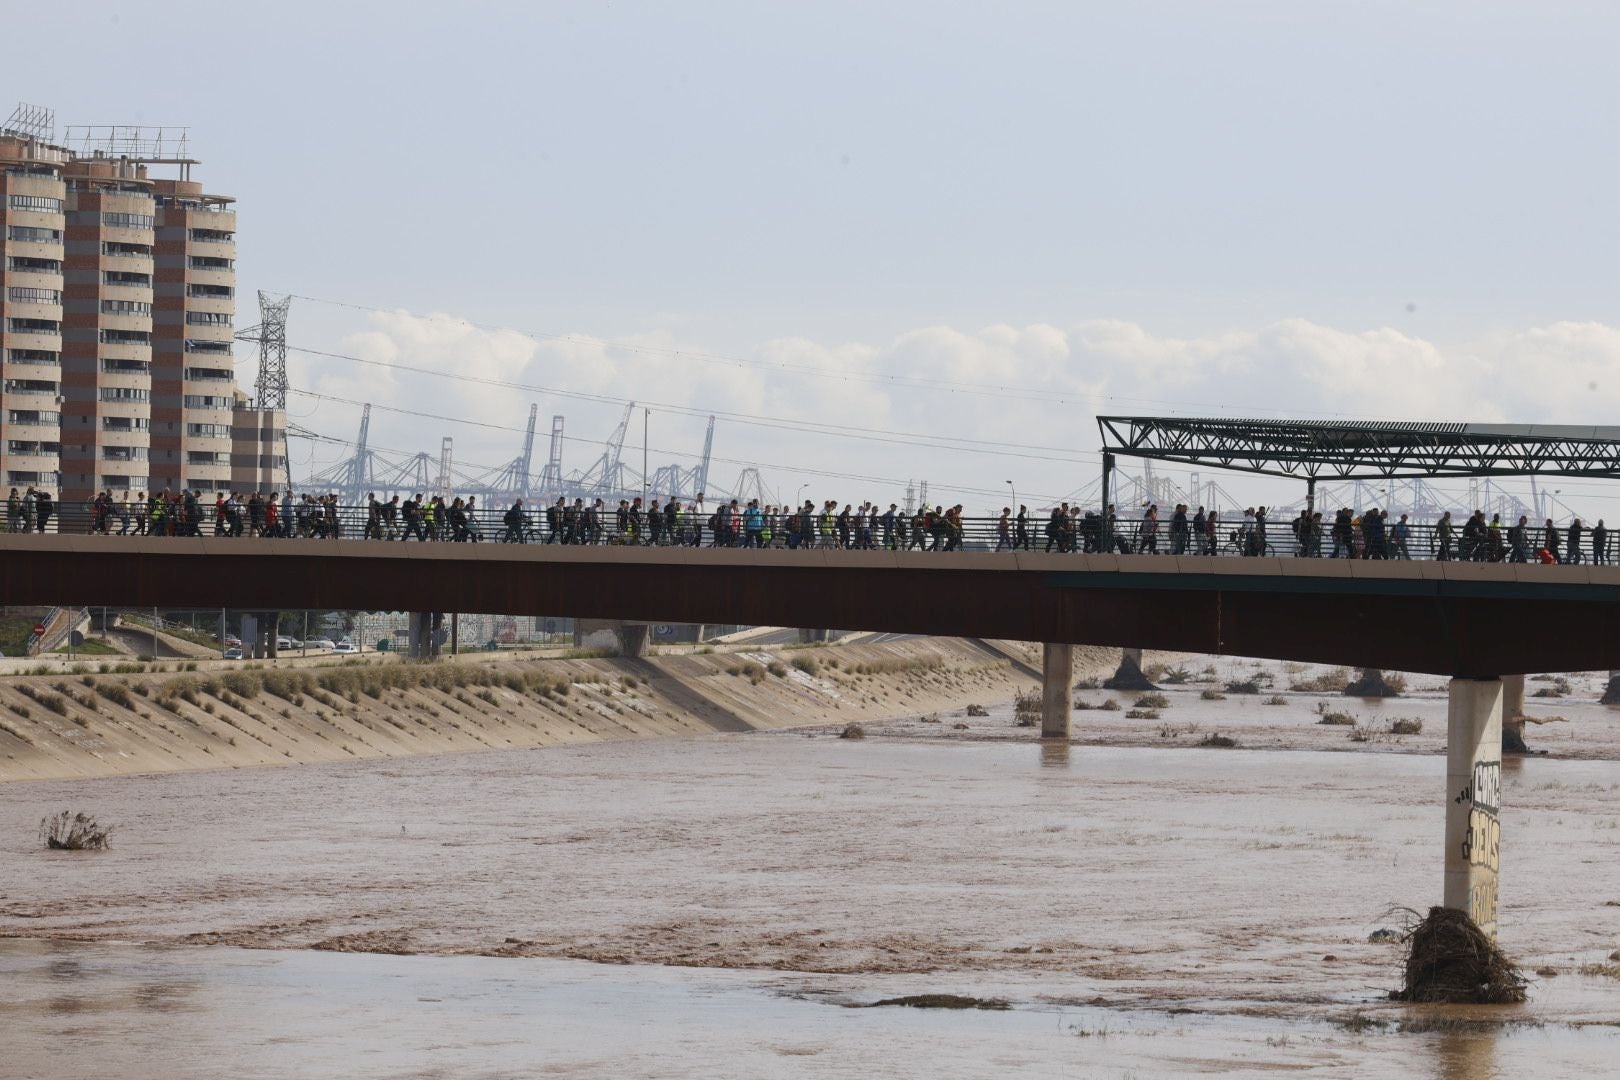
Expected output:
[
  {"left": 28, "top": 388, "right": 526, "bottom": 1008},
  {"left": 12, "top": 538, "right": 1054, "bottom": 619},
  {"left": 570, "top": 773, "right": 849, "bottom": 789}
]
[
  {"left": 1134, "top": 693, "right": 1170, "bottom": 709},
  {"left": 1317, "top": 710, "right": 1357, "bottom": 726},
  {"left": 1198, "top": 733, "right": 1238, "bottom": 748},
  {"left": 1532, "top": 676, "right": 1571, "bottom": 698},
  {"left": 39, "top": 810, "right": 113, "bottom": 851},
  {"left": 1098, "top": 698, "right": 1121, "bottom": 712},
  {"left": 1390, "top": 717, "right": 1424, "bottom": 736},
  {"left": 965, "top": 703, "right": 988, "bottom": 717},
  {"left": 1012, "top": 690, "right": 1042, "bottom": 727},
  {"left": 767, "top": 661, "right": 788, "bottom": 678},
  {"left": 1160, "top": 668, "right": 1192, "bottom": 685},
  {"left": 1125, "top": 708, "right": 1160, "bottom": 720},
  {"left": 94, "top": 683, "right": 137, "bottom": 710},
  {"left": 476, "top": 689, "right": 498, "bottom": 706},
  {"left": 790, "top": 654, "right": 820, "bottom": 677},
  {"left": 839, "top": 722, "right": 865, "bottom": 740},
  {"left": 1200, "top": 688, "right": 1227, "bottom": 701},
  {"left": 1262, "top": 694, "right": 1288, "bottom": 706},
  {"left": 1348, "top": 723, "right": 1376, "bottom": 742},
  {"left": 1290, "top": 667, "right": 1352, "bottom": 693},
  {"left": 1073, "top": 676, "right": 1101, "bottom": 690},
  {"left": 17, "top": 685, "right": 68, "bottom": 716},
  {"left": 1224, "top": 679, "right": 1262, "bottom": 695}
]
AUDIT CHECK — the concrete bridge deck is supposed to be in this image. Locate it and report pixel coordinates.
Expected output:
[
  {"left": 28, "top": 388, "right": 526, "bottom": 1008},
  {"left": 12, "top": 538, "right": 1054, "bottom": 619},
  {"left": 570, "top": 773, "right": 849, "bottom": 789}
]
[{"left": 1, "top": 534, "right": 1617, "bottom": 676}]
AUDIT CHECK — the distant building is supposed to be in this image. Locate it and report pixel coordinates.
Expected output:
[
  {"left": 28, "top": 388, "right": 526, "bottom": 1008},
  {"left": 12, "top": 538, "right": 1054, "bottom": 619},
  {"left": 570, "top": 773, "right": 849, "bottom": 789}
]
[{"left": 0, "top": 107, "right": 283, "bottom": 511}]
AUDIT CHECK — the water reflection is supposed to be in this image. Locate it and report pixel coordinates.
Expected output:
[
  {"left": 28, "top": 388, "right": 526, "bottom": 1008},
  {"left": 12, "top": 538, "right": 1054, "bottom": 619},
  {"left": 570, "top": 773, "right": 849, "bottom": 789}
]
[
  {"left": 1039, "top": 740, "right": 1071, "bottom": 768},
  {"left": 1434, "top": 1029, "right": 1499, "bottom": 1080}
]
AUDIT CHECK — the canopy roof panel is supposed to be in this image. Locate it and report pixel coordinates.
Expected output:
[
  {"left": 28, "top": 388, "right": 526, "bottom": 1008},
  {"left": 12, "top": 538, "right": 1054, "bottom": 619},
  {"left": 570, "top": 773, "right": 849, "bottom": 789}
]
[{"left": 1097, "top": 416, "right": 1620, "bottom": 480}]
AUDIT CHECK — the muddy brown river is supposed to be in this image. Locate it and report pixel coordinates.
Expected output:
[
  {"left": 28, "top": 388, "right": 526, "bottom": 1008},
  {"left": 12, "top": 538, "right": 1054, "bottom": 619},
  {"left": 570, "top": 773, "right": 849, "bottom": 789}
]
[{"left": 3, "top": 671, "right": 1620, "bottom": 1077}]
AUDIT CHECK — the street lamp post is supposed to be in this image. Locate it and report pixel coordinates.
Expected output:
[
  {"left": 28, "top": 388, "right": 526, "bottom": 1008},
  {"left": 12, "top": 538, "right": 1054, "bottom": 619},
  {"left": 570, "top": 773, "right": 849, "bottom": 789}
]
[{"left": 1005, "top": 479, "right": 1016, "bottom": 511}]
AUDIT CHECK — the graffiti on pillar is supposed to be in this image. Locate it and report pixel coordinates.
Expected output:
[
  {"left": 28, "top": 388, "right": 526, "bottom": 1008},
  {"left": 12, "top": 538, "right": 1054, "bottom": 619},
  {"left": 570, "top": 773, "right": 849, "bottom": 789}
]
[{"left": 1454, "top": 758, "right": 1501, "bottom": 930}]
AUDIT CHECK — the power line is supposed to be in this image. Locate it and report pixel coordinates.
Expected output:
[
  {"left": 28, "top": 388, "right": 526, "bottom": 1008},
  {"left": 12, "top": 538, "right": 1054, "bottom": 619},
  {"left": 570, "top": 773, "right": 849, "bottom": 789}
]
[
  {"left": 281, "top": 344, "right": 1098, "bottom": 465},
  {"left": 287, "top": 389, "right": 1078, "bottom": 503}
]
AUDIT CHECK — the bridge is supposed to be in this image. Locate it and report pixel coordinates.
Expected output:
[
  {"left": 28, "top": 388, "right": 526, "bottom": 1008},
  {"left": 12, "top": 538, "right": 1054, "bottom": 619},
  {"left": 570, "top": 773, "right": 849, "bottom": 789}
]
[
  {"left": 2, "top": 531, "right": 1615, "bottom": 946},
  {"left": 16, "top": 413, "right": 1620, "bottom": 947}
]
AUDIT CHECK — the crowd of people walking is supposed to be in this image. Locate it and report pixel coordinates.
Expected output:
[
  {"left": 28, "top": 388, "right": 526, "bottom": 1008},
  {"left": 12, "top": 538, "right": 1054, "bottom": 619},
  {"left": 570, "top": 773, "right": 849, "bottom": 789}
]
[{"left": 14, "top": 486, "right": 1615, "bottom": 565}]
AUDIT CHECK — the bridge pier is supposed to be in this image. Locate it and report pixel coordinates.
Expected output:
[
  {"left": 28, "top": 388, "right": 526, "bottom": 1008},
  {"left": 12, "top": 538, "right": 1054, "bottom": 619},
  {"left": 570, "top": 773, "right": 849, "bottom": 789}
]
[
  {"left": 1104, "top": 647, "right": 1156, "bottom": 690},
  {"left": 616, "top": 623, "right": 650, "bottom": 659},
  {"left": 1602, "top": 670, "right": 1620, "bottom": 705},
  {"left": 1445, "top": 677, "right": 1502, "bottom": 941},
  {"left": 1501, "top": 674, "right": 1526, "bottom": 753},
  {"left": 1041, "top": 643, "right": 1072, "bottom": 738}
]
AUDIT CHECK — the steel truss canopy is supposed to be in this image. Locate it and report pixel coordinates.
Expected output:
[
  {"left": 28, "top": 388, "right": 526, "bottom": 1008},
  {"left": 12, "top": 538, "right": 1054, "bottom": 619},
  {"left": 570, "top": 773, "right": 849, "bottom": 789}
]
[{"left": 1097, "top": 417, "right": 1620, "bottom": 481}]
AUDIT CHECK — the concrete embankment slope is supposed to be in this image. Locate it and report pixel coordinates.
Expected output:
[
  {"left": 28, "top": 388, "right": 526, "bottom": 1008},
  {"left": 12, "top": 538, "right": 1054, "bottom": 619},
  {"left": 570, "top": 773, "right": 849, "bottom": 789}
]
[{"left": 0, "top": 638, "right": 1117, "bottom": 782}]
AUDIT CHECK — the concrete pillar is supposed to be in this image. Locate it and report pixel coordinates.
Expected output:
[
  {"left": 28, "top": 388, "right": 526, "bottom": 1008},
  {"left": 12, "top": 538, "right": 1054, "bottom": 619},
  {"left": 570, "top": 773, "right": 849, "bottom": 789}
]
[
  {"left": 241, "top": 614, "right": 261, "bottom": 659},
  {"left": 617, "top": 624, "right": 650, "bottom": 659},
  {"left": 1445, "top": 677, "right": 1502, "bottom": 940},
  {"left": 1501, "top": 674, "right": 1525, "bottom": 752},
  {"left": 1104, "top": 647, "right": 1156, "bottom": 690},
  {"left": 1602, "top": 670, "right": 1620, "bottom": 705},
  {"left": 265, "top": 613, "right": 280, "bottom": 659},
  {"left": 1041, "top": 642, "right": 1073, "bottom": 739}
]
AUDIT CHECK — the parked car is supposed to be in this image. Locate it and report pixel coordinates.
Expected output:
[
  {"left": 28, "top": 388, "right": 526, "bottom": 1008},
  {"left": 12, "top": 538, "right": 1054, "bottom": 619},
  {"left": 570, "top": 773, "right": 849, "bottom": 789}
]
[
  {"left": 332, "top": 641, "right": 359, "bottom": 654},
  {"left": 276, "top": 637, "right": 292, "bottom": 650},
  {"left": 223, "top": 635, "right": 242, "bottom": 647},
  {"left": 306, "top": 638, "right": 336, "bottom": 650},
  {"left": 223, "top": 647, "right": 244, "bottom": 660}
]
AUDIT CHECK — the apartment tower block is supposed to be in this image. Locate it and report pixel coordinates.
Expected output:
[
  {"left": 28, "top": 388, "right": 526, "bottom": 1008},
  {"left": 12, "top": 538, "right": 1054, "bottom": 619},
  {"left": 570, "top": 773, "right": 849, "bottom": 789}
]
[{"left": 0, "top": 105, "right": 282, "bottom": 513}]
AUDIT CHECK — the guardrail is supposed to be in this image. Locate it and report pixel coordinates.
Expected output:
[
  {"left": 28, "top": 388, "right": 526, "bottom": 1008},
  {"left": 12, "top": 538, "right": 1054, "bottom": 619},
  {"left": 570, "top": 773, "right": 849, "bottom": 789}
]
[{"left": 4, "top": 502, "right": 1614, "bottom": 566}]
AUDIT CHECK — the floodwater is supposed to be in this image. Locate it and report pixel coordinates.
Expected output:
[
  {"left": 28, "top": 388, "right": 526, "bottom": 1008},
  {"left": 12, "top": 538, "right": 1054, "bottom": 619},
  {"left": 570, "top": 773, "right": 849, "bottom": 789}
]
[{"left": 4, "top": 662, "right": 1620, "bottom": 1077}]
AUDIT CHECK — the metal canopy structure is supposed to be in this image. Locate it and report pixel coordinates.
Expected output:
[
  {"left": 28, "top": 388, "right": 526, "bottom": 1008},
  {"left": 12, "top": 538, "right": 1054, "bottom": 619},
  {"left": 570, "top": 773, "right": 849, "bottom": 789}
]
[{"left": 1097, "top": 417, "right": 1620, "bottom": 481}]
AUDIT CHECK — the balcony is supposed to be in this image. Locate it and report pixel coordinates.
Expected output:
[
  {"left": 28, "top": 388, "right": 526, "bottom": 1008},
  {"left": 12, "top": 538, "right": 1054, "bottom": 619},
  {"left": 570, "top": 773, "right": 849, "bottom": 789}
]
[
  {"left": 5, "top": 349, "right": 58, "bottom": 367},
  {"left": 186, "top": 451, "right": 228, "bottom": 466},
  {"left": 6, "top": 411, "right": 61, "bottom": 426},
  {"left": 102, "top": 417, "right": 151, "bottom": 433},
  {"left": 101, "top": 359, "right": 151, "bottom": 375},
  {"left": 7, "top": 318, "right": 60, "bottom": 336},
  {"left": 184, "top": 367, "right": 233, "bottom": 382},
  {"left": 3, "top": 380, "right": 59, "bottom": 396},
  {"left": 102, "top": 447, "right": 150, "bottom": 463}
]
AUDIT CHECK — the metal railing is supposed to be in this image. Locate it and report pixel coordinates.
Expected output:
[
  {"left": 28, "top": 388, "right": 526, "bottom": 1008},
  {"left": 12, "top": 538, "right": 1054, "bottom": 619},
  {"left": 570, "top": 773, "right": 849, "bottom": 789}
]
[{"left": 4, "top": 502, "right": 1614, "bottom": 566}]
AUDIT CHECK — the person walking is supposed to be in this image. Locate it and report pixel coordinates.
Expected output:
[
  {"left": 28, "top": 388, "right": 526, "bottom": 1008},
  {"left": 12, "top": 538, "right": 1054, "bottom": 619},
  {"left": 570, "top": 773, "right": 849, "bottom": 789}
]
[{"left": 1594, "top": 519, "right": 1609, "bottom": 566}]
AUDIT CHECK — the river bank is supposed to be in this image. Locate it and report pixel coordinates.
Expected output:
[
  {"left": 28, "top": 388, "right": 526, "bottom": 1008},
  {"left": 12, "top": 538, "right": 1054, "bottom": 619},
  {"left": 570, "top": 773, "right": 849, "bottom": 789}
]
[{"left": 0, "top": 638, "right": 1116, "bottom": 782}]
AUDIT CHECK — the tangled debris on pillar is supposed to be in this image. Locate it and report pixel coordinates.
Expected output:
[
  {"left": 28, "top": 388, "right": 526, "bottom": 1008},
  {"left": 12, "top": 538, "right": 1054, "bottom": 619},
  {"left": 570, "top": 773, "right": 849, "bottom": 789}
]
[{"left": 1389, "top": 907, "right": 1526, "bottom": 1005}]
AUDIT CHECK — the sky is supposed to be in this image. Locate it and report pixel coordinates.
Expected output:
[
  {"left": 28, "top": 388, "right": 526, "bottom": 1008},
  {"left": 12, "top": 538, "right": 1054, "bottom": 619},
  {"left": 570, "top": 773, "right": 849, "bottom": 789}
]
[{"left": 12, "top": 0, "right": 1620, "bottom": 516}]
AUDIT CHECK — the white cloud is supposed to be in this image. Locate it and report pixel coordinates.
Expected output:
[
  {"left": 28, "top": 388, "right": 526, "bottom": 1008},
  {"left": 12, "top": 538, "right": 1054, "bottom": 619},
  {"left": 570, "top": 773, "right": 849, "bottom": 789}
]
[{"left": 294, "top": 312, "right": 1620, "bottom": 516}]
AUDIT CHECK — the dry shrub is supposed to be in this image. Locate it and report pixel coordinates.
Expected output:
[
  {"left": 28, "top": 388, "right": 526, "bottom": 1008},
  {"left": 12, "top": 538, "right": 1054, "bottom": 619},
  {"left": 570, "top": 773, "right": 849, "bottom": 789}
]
[
  {"left": 1198, "top": 732, "right": 1237, "bottom": 748},
  {"left": 39, "top": 810, "right": 113, "bottom": 851},
  {"left": 1134, "top": 693, "right": 1170, "bottom": 709},
  {"left": 767, "top": 661, "right": 789, "bottom": 678},
  {"left": 1390, "top": 717, "right": 1424, "bottom": 735},
  {"left": 965, "top": 703, "right": 988, "bottom": 717},
  {"left": 1200, "top": 688, "right": 1226, "bottom": 701},
  {"left": 1291, "top": 667, "right": 1352, "bottom": 693},
  {"left": 1012, "top": 690, "right": 1042, "bottom": 727},
  {"left": 1098, "top": 699, "right": 1121, "bottom": 712},
  {"left": 1318, "top": 711, "right": 1357, "bottom": 726},
  {"left": 839, "top": 722, "right": 865, "bottom": 739},
  {"left": 1126, "top": 708, "right": 1160, "bottom": 720},
  {"left": 1263, "top": 694, "right": 1288, "bottom": 706},
  {"left": 1390, "top": 907, "right": 1526, "bottom": 1003},
  {"left": 94, "top": 683, "right": 137, "bottom": 710},
  {"left": 790, "top": 655, "right": 820, "bottom": 677},
  {"left": 1225, "top": 679, "right": 1261, "bottom": 695}
]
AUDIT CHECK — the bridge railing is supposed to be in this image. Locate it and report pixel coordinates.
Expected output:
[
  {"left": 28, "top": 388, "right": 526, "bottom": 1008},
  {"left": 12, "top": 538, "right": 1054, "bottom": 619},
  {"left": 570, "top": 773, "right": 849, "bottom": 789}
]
[{"left": 6, "top": 503, "right": 1611, "bottom": 565}]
